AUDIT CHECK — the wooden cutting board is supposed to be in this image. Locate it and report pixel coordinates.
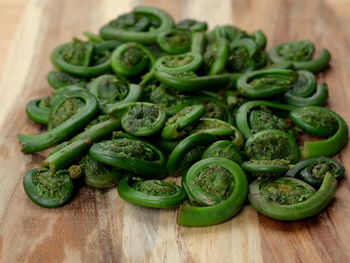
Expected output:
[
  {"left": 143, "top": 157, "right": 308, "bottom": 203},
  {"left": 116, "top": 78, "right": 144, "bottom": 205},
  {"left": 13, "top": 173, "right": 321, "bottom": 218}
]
[{"left": 1, "top": 0, "right": 350, "bottom": 262}]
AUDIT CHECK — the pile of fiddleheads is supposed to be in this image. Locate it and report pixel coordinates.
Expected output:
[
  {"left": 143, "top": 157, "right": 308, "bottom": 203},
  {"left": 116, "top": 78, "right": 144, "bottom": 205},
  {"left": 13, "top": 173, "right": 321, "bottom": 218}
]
[{"left": 19, "top": 6, "right": 347, "bottom": 226}]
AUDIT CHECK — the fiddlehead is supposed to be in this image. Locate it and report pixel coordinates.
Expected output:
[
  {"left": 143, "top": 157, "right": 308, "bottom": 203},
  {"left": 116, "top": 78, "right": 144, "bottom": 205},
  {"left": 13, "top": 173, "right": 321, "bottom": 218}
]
[
  {"left": 251, "top": 30, "right": 267, "bottom": 50},
  {"left": 155, "top": 53, "right": 203, "bottom": 74},
  {"left": 25, "top": 97, "right": 51, "bottom": 125},
  {"left": 23, "top": 168, "right": 74, "bottom": 208},
  {"left": 89, "top": 134, "right": 167, "bottom": 178},
  {"left": 99, "top": 6, "right": 174, "bottom": 44},
  {"left": 268, "top": 40, "right": 331, "bottom": 73},
  {"left": 47, "top": 71, "right": 86, "bottom": 89},
  {"left": 289, "top": 106, "right": 348, "bottom": 158},
  {"left": 249, "top": 107, "right": 291, "bottom": 134},
  {"left": 18, "top": 87, "right": 99, "bottom": 153},
  {"left": 78, "top": 155, "right": 123, "bottom": 188},
  {"left": 156, "top": 29, "right": 192, "bottom": 54},
  {"left": 155, "top": 32, "right": 205, "bottom": 74},
  {"left": 248, "top": 175, "right": 337, "bottom": 220},
  {"left": 290, "top": 106, "right": 338, "bottom": 137},
  {"left": 120, "top": 102, "right": 166, "bottom": 137},
  {"left": 243, "top": 129, "right": 299, "bottom": 177},
  {"left": 88, "top": 74, "right": 128, "bottom": 104},
  {"left": 245, "top": 129, "right": 300, "bottom": 163},
  {"left": 154, "top": 71, "right": 240, "bottom": 93},
  {"left": 237, "top": 69, "right": 297, "bottom": 98},
  {"left": 236, "top": 100, "right": 296, "bottom": 139},
  {"left": 282, "top": 70, "right": 328, "bottom": 106},
  {"left": 117, "top": 175, "right": 186, "bottom": 208},
  {"left": 48, "top": 97, "right": 84, "bottom": 130},
  {"left": 178, "top": 157, "right": 248, "bottom": 226},
  {"left": 51, "top": 39, "right": 111, "bottom": 77},
  {"left": 283, "top": 83, "right": 328, "bottom": 107},
  {"left": 286, "top": 157, "right": 344, "bottom": 187},
  {"left": 286, "top": 70, "right": 317, "bottom": 97},
  {"left": 87, "top": 74, "right": 142, "bottom": 113},
  {"left": 241, "top": 159, "right": 291, "bottom": 178},
  {"left": 111, "top": 42, "right": 155, "bottom": 78}
]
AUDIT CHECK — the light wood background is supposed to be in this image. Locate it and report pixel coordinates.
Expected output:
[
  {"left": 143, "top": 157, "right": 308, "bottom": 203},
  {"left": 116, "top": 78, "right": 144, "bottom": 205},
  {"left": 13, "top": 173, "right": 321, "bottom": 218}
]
[{"left": 1, "top": 0, "right": 350, "bottom": 262}]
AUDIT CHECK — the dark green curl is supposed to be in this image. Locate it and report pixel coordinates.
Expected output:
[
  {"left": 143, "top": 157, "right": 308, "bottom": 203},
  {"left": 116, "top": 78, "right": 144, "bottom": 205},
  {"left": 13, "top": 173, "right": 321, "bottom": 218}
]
[
  {"left": 249, "top": 175, "right": 337, "bottom": 220},
  {"left": 23, "top": 168, "right": 74, "bottom": 208},
  {"left": 117, "top": 175, "right": 186, "bottom": 208},
  {"left": 286, "top": 157, "right": 344, "bottom": 187},
  {"left": 268, "top": 40, "right": 331, "bottom": 73},
  {"left": 178, "top": 157, "right": 248, "bottom": 227},
  {"left": 289, "top": 106, "right": 348, "bottom": 159}
]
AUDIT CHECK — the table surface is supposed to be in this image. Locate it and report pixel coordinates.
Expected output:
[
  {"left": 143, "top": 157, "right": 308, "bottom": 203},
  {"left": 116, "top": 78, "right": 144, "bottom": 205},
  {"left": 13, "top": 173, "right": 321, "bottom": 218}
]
[{"left": 1, "top": 0, "right": 350, "bottom": 262}]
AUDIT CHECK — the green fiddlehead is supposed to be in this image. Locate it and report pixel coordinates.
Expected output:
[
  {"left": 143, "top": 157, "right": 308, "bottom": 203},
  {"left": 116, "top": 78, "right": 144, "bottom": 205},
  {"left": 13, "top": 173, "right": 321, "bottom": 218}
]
[
  {"left": 155, "top": 53, "right": 203, "bottom": 74},
  {"left": 286, "top": 157, "right": 344, "bottom": 187},
  {"left": 51, "top": 39, "right": 111, "bottom": 77},
  {"left": 283, "top": 83, "right": 328, "bottom": 107},
  {"left": 249, "top": 107, "right": 291, "bottom": 134},
  {"left": 111, "top": 42, "right": 155, "bottom": 78},
  {"left": 120, "top": 102, "right": 166, "bottom": 137},
  {"left": 156, "top": 29, "right": 192, "bottom": 54},
  {"left": 117, "top": 175, "right": 186, "bottom": 208},
  {"left": 26, "top": 97, "right": 51, "bottom": 125},
  {"left": 268, "top": 40, "right": 331, "bottom": 73},
  {"left": 155, "top": 31, "right": 205, "bottom": 74},
  {"left": 236, "top": 100, "right": 296, "bottom": 139},
  {"left": 78, "top": 155, "right": 123, "bottom": 188},
  {"left": 245, "top": 129, "right": 300, "bottom": 163},
  {"left": 289, "top": 106, "right": 348, "bottom": 158},
  {"left": 89, "top": 134, "right": 167, "bottom": 178},
  {"left": 87, "top": 74, "right": 142, "bottom": 113},
  {"left": 100, "top": 6, "right": 175, "bottom": 44},
  {"left": 241, "top": 159, "right": 291, "bottom": 178},
  {"left": 282, "top": 70, "right": 328, "bottom": 107},
  {"left": 154, "top": 71, "right": 240, "bottom": 93},
  {"left": 48, "top": 97, "right": 85, "bottom": 130},
  {"left": 178, "top": 157, "right": 248, "bottom": 226},
  {"left": 23, "top": 168, "right": 74, "bottom": 208},
  {"left": 248, "top": 175, "right": 337, "bottom": 220},
  {"left": 47, "top": 71, "right": 86, "bottom": 89},
  {"left": 237, "top": 69, "right": 297, "bottom": 98},
  {"left": 286, "top": 70, "right": 317, "bottom": 98},
  {"left": 18, "top": 87, "right": 99, "bottom": 153}
]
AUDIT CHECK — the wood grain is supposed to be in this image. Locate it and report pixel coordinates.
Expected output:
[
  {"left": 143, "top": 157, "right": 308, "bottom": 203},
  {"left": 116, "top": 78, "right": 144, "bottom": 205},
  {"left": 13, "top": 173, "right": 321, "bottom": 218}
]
[{"left": 0, "top": 0, "right": 350, "bottom": 262}]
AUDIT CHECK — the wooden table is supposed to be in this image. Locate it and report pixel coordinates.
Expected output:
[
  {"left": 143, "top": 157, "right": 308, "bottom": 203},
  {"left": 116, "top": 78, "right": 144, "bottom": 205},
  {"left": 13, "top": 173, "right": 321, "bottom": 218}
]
[{"left": 1, "top": 0, "right": 350, "bottom": 262}]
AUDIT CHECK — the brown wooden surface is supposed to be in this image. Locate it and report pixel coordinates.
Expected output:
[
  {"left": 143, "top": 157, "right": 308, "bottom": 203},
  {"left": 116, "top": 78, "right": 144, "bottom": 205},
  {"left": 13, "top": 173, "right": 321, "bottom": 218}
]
[{"left": 1, "top": 0, "right": 350, "bottom": 262}]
